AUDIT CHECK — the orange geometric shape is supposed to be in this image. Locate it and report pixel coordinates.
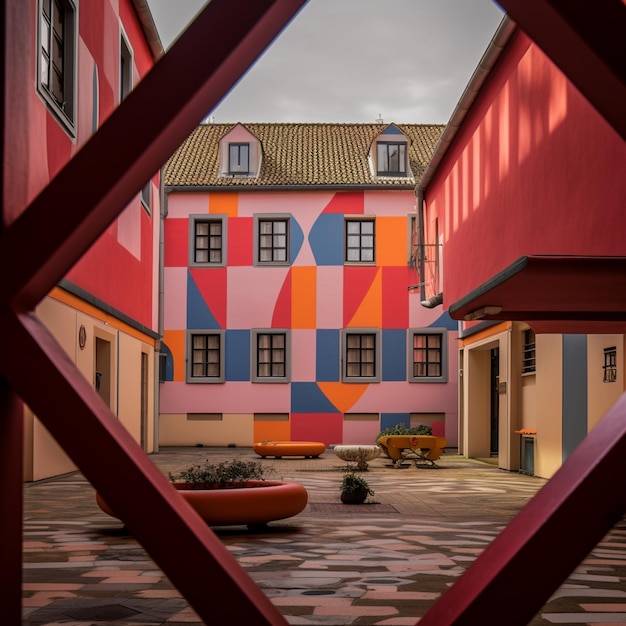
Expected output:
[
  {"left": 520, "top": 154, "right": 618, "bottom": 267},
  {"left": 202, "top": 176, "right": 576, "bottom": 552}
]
[{"left": 317, "top": 382, "right": 368, "bottom": 413}]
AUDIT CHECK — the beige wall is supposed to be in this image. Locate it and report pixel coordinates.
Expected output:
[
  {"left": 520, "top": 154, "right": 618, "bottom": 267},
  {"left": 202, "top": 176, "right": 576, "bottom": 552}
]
[
  {"left": 533, "top": 334, "right": 563, "bottom": 479},
  {"left": 30, "top": 296, "right": 156, "bottom": 481},
  {"left": 587, "top": 335, "right": 624, "bottom": 432},
  {"left": 159, "top": 413, "right": 255, "bottom": 447}
]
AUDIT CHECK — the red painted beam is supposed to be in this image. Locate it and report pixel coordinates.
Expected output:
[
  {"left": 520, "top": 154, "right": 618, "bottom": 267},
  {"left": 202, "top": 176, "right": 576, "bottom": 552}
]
[
  {"left": 419, "top": 391, "right": 626, "bottom": 625},
  {"left": 0, "top": 0, "right": 308, "bottom": 312},
  {"left": 0, "top": 310, "right": 288, "bottom": 625},
  {"left": 0, "top": 381, "right": 23, "bottom": 625},
  {"left": 496, "top": 0, "right": 626, "bottom": 140}
]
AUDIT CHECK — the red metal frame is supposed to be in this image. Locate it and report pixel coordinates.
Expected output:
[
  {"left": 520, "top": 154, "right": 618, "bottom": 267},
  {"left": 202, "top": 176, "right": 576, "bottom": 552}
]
[{"left": 2, "top": 0, "right": 625, "bottom": 623}]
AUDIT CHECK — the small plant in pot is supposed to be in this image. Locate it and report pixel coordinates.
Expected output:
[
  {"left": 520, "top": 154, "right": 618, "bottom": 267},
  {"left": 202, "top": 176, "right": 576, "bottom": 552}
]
[{"left": 340, "top": 471, "right": 374, "bottom": 504}]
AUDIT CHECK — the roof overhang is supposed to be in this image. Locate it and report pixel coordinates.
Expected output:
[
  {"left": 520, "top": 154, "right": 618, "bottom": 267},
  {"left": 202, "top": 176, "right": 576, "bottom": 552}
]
[{"left": 448, "top": 255, "right": 626, "bottom": 334}]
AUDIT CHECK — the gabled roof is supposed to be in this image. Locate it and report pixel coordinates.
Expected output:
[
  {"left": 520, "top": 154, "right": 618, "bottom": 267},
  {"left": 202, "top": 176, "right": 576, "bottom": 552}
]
[{"left": 165, "top": 122, "right": 445, "bottom": 189}]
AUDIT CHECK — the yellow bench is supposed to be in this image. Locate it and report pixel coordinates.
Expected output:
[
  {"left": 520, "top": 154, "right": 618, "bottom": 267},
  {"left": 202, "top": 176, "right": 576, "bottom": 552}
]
[{"left": 378, "top": 435, "right": 447, "bottom": 468}]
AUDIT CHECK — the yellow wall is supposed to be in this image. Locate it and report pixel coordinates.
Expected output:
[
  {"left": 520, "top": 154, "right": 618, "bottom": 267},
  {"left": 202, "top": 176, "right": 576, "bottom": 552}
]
[
  {"left": 587, "top": 335, "right": 624, "bottom": 432},
  {"left": 31, "top": 295, "right": 156, "bottom": 481},
  {"left": 159, "top": 413, "right": 255, "bottom": 447}
]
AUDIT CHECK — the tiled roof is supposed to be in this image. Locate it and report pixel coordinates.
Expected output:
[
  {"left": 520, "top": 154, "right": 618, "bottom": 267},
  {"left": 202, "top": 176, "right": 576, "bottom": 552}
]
[{"left": 164, "top": 122, "right": 446, "bottom": 188}]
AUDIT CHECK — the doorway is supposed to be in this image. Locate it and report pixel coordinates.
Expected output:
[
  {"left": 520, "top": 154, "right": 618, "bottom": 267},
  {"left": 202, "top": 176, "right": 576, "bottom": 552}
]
[
  {"left": 490, "top": 347, "right": 499, "bottom": 456},
  {"left": 95, "top": 337, "right": 112, "bottom": 408}
]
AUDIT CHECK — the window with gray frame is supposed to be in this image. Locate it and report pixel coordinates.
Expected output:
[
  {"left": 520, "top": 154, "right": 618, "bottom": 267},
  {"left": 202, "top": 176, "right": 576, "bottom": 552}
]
[
  {"left": 345, "top": 219, "right": 375, "bottom": 263},
  {"left": 603, "top": 346, "right": 617, "bottom": 383},
  {"left": 256, "top": 217, "right": 289, "bottom": 264},
  {"left": 38, "top": 0, "right": 77, "bottom": 134},
  {"left": 187, "top": 331, "right": 224, "bottom": 383},
  {"left": 229, "top": 143, "right": 250, "bottom": 174},
  {"left": 522, "top": 328, "right": 536, "bottom": 374},
  {"left": 252, "top": 330, "right": 289, "bottom": 382},
  {"left": 120, "top": 31, "right": 133, "bottom": 101},
  {"left": 190, "top": 216, "right": 226, "bottom": 266},
  {"left": 342, "top": 330, "right": 380, "bottom": 382},
  {"left": 409, "top": 329, "right": 448, "bottom": 382},
  {"left": 376, "top": 141, "right": 407, "bottom": 176}
]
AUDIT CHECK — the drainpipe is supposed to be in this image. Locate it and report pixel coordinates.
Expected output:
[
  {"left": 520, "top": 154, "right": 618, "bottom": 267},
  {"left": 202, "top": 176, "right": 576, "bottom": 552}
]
[{"left": 153, "top": 166, "right": 167, "bottom": 454}]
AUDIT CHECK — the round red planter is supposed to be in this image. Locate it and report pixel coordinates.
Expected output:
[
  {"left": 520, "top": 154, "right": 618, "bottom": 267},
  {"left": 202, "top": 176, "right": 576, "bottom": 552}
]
[{"left": 96, "top": 480, "right": 308, "bottom": 529}]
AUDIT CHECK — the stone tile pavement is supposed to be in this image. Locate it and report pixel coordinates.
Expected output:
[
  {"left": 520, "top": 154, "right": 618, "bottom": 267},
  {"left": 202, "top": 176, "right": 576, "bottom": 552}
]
[{"left": 22, "top": 446, "right": 626, "bottom": 625}]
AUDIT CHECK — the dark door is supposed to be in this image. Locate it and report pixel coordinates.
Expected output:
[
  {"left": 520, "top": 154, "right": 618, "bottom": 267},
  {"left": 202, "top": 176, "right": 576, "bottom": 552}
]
[{"left": 490, "top": 348, "right": 499, "bottom": 456}]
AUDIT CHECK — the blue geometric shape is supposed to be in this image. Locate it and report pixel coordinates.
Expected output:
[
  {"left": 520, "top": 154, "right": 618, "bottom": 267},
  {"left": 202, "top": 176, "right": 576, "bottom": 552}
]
[
  {"left": 316, "top": 329, "right": 340, "bottom": 382},
  {"left": 290, "top": 216, "right": 304, "bottom": 264},
  {"left": 381, "top": 124, "right": 403, "bottom": 135},
  {"left": 382, "top": 329, "right": 407, "bottom": 381},
  {"left": 430, "top": 310, "right": 458, "bottom": 330},
  {"left": 291, "top": 382, "right": 340, "bottom": 413},
  {"left": 225, "top": 330, "right": 250, "bottom": 381},
  {"left": 309, "top": 214, "right": 344, "bottom": 266},
  {"left": 160, "top": 343, "right": 174, "bottom": 382},
  {"left": 380, "top": 413, "right": 410, "bottom": 431},
  {"left": 187, "top": 271, "right": 220, "bottom": 329}
]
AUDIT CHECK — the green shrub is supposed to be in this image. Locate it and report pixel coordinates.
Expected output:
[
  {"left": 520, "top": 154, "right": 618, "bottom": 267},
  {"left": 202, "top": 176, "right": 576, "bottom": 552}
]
[
  {"left": 168, "top": 459, "right": 268, "bottom": 489},
  {"left": 375, "top": 422, "right": 432, "bottom": 443},
  {"left": 340, "top": 471, "right": 374, "bottom": 495}
]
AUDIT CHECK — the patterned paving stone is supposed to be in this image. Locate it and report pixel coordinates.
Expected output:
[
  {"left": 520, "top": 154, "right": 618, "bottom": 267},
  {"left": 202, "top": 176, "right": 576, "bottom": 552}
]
[{"left": 21, "top": 447, "right": 626, "bottom": 625}]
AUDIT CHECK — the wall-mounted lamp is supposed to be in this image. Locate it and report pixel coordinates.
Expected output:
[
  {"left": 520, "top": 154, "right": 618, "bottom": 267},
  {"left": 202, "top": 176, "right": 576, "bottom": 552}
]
[{"left": 463, "top": 305, "right": 502, "bottom": 321}]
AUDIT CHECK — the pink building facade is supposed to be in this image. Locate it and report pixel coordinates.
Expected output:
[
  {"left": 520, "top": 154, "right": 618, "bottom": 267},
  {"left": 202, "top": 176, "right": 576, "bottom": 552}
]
[{"left": 159, "top": 123, "right": 459, "bottom": 448}]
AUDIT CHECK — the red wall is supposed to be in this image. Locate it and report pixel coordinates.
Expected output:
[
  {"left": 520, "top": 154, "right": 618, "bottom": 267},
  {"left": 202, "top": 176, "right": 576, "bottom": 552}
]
[
  {"left": 5, "top": 1, "right": 158, "bottom": 328},
  {"left": 425, "top": 32, "right": 626, "bottom": 307}
]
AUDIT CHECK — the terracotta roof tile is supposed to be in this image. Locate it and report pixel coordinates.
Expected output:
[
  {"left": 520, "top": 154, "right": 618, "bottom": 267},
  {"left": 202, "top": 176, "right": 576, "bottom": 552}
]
[{"left": 165, "top": 122, "right": 445, "bottom": 188}]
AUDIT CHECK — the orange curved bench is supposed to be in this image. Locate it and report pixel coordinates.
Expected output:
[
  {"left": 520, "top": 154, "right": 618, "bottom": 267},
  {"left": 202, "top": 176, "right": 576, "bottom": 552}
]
[{"left": 253, "top": 441, "right": 326, "bottom": 459}]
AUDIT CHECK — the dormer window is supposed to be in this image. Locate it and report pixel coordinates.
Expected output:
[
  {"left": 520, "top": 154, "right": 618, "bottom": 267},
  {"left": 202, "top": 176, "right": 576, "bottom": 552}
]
[
  {"left": 377, "top": 141, "right": 407, "bottom": 176},
  {"left": 229, "top": 143, "right": 250, "bottom": 175},
  {"left": 219, "top": 124, "right": 260, "bottom": 178}
]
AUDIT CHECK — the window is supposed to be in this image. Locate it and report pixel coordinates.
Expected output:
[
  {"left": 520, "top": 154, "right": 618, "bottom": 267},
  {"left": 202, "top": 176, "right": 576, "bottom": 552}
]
[
  {"left": 522, "top": 329, "right": 536, "bottom": 374},
  {"left": 38, "top": 0, "right": 77, "bottom": 133},
  {"left": 252, "top": 330, "right": 290, "bottom": 382},
  {"left": 229, "top": 143, "right": 250, "bottom": 174},
  {"left": 120, "top": 32, "right": 133, "bottom": 101},
  {"left": 189, "top": 216, "right": 226, "bottom": 266},
  {"left": 409, "top": 329, "right": 448, "bottom": 382},
  {"left": 186, "top": 331, "right": 224, "bottom": 383},
  {"left": 603, "top": 347, "right": 617, "bottom": 383},
  {"left": 377, "top": 142, "right": 407, "bottom": 176},
  {"left": 141, "top": 181, "right": 151, "bottom": 214},
  {"left": 345, "top": 219, "right": 375, "bottom": 263},
  {"left": 255, "top": 217, "right": 289, "bottom": 264},
  {"left": 342, "top": 330, "right": 380, "bottom": 382}
]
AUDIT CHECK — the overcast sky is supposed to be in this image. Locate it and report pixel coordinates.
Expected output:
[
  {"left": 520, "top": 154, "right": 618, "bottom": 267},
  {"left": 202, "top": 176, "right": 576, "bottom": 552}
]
[{"left": 145, "top": 0, "right": 505, "bottom": 124}]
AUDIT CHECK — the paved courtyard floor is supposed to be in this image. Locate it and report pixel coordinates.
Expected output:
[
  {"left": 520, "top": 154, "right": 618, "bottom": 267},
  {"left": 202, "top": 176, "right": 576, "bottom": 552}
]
[{"left": 23, "top": 446, "right": 626, "bottom": 625}]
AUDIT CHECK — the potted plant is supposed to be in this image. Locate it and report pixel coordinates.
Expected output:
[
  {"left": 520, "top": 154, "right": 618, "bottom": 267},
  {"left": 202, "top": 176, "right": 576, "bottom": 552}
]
[
  {"left": 96, "top": 458, "right": 308, "bottom": 530},
  {"left": 340, "top": 471, "right": 374, "bottom": 504}
]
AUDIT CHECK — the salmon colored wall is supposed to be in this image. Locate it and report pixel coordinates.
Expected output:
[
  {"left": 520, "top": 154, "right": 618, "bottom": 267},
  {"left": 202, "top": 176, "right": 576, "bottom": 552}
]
[{"left": 425, "top": 32, "right": 626, "bottom": 307}]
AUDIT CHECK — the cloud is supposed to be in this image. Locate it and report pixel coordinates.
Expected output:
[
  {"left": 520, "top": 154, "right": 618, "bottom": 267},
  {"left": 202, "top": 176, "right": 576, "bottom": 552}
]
[{"left": 147, "top": 0, "right": 504, "bottom": 124}]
